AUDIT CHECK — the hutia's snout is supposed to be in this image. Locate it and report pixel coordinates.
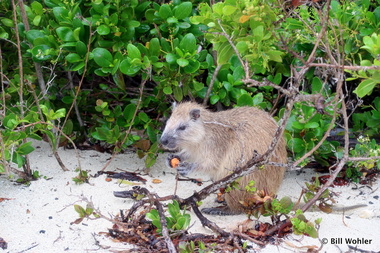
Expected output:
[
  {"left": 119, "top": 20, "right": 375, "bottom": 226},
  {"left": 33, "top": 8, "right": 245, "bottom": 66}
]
[{"left": 160, "top": 134, "right": 177, "bottom": 150}]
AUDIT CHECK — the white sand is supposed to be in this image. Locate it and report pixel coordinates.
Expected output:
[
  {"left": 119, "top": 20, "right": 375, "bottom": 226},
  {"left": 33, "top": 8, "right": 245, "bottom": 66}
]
[{"left": 1, "top": 140, "right": 379, "bottom": 252}]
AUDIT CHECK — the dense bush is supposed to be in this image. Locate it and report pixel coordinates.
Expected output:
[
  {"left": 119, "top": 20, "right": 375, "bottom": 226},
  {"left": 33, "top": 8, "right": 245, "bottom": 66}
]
[{"left": 0, "top": 0, "right": 379, "bottom": 177}]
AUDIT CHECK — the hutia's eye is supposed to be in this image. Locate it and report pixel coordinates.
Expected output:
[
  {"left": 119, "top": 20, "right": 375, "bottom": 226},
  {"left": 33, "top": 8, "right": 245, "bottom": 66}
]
[{"left": 178, "top": 125, "right": 187, "bottom": 131}]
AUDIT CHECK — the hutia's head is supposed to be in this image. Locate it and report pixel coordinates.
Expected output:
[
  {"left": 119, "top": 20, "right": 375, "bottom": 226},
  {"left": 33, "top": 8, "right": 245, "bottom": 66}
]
[{"left": 160, "top": 102, "right": 206, "bottom": 150}]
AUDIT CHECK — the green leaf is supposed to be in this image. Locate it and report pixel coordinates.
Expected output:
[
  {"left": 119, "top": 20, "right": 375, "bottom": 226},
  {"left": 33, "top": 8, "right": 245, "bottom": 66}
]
[
  {"left": 119, "top": 59, "right": 141, "bottom": 76},
  {"left": 184, "top": 60, "right": 200, "bottom": 73},
  {"left": 167, "top": 17, "right": 178, "bottom": 24},
  {"left": 159, "top": 4, "right": 173, "bottom": 19},
  {"left": 52, "top": 108, "right": 67, "bottom": 119},
  {"left": 16, "top": 142, "right": 35, "bottom": 155},
  {"left": 179, "top": 33, "right": 196, "bottom": 53},
  {"left": 222, "top": 5, "right": 237, "bottom": 15},
  {"left": 74, "top": 205, "right": 87, "bottom": 218},
  {"left": 66, "top": 53, "right": 82, "bottom": 63},
  {"left": 176, "top": 58, "right": 189, "bottom": 67},
  {"left": 267, "top": 50, "right": 283, "bottom": 62},
  {"left": 236, "top": 41, "right": 248, "bottom": 55},
  {"left": 292, "top": 121, "right": 305, "bottom": 130},
  {"left": 76, "top": 41, "right": 87, "bottom": 56},
  {"left": 53, "top": 7, "right": 69, "bottom": 22},
  {"left": 138, "top": 112, "right": 150, "bottom": 123},
  {"left": 305, "top": 223, "right": 318, "bottom": 238},
  {"left": 173, "top": 86, "right": 183, "bottom": 101},
  {"left": 174, "top": 2, "right": 192, "bottom": 20},
  {"left": 26, "top": 30, "right": 45, "bottom": 43},
  {"left": 288, "top": 138, "right": 305, "bottom": 153},
  {"left": 353, "top": 78, "right": 378, "bottom": 97},
  {"left": 147, "top": 125, "right": 157, "bottom": 143},
  {"left": 149, "top": 38, "right": 160, "bottom": 57},
  {"left": 216, "top": 42, "right": 234, "bottom": 65},
  {"left": 252, "top": 93, "right": 263, "bottom": 106},
  {"left": 166, "top": 53, "right": 178, "bottom": 64},
  {"left": 253, "top": 26, "right": 264, "bottom": 42},
  {"left": 210, "top": 94, "right": 220, "bottom": 104},
  {"left": 113, "top": 71, "right": 126, "bottom": 90},
  {"left": 273, "top": 73, "right": 282, "bottom": 85},
  {"left": 123, "top": 103, "right": 137, "bottom": 122},
  {"left": 13, "top": 153, "right": 25, "bottom": 168},
  {"left": 72, "top": 62, "right": 85, "bottom": 71},
  {"left": 1, "top": 18, "right": 14, "bottom": 27},
  {"left": 92, "top": 48, "right": 113, "bottom": 68},
  {"left": 97, "top": 25, "right": 110, "bottom": 35},
  {"left": 56, "top": 27, "right": 75, "bottom": 42},
  {"left": 312, "top": 77, "right": 323, "bottom": 93},
  {"left": 193, "top": 81, "right": 204, "bottom": 91},
  {"left": 178, "top": 22, "right": 191, "bottom": 29},
  {"left": 31, "top": 1, "right": 44, "bottom": 15},
  {"left": 237, "top": 94, "right": 253, "bottom": 106},
  {"left": 163, "top": 86, "right": 172, "bottom": 94},
  {"left": 62, "top": 96, "right": 74, "bottom": 104},
  {"left": 305, "top": 122, "right": 319, "bottom": 128},
  {"left": 127, "top": 44, "right": 142, "bottom": 59},
  {"left": 31, "top": 45, "right": 51, "bottom": 62}
]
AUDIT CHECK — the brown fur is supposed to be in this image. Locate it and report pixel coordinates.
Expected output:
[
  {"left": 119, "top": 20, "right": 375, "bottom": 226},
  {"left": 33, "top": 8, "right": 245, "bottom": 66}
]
[{"left": 160, "top": 102, "right": 287, "bottom": 214}]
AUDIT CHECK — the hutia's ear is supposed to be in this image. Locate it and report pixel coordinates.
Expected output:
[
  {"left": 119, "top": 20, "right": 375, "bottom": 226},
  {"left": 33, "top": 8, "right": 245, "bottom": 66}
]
[{"left": 190, "top": 109, "right": 200, "bottom": 120}]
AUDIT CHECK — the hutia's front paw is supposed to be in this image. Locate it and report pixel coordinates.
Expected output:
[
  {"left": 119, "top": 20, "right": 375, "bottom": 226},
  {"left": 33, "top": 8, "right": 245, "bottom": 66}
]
[{"left": 176, "top": 163, "right": 192, "bottom": 176}]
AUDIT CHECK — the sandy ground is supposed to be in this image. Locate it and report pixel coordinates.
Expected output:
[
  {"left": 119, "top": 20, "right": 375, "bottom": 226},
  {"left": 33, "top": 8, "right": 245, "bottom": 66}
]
[{"left": 1, "top": 140, "right": 379, "bottom": 253}]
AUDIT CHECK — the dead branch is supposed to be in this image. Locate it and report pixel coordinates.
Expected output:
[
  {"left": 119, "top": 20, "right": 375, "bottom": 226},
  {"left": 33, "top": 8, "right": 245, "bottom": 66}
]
[
  {"left": 243, "top": 78, "right": 291, "bottom": 96},
  {"left": 154, "top": 197, "right": 177, "bottom": 253},
  {"left": 187, "top": 197, "right": 230, "bottom": 237}
]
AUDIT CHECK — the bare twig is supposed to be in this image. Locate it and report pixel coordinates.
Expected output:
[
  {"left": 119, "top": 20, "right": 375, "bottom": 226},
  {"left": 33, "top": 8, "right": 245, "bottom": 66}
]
[
  {"left": 154, "top": 197, "right": 177, "bottom": 253},
  {"left": 67, "top": 72, "right": 85, "bottom": 128},
  {"left": 11, "top": 0, "right": 31, "bottom": 176},
  {"left": 188, "top": 197, "right": 230, "bottom": 237},
  {"left": 203, "top": 64, "right": 222, "bottom": 106},
  {"left": 17, "top": 0, "right": 47, "bottom": 96},
  {"left": 244, "top": 78, "right": 291, "bottom": 96},
  {"left": 308, "top": 63, "right": 380, "bottom": 71},
  {"left": 0, "top": 47, "right": 10, "bottom": 174}
]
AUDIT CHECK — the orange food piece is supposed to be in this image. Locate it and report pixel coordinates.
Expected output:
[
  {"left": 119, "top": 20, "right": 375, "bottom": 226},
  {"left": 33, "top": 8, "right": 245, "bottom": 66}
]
[
  {"left": 152, "top": 179, "right": 162, "bottom": 184},
  {"left": 170, "top": 157, "right": 180, "bottom": 168}
]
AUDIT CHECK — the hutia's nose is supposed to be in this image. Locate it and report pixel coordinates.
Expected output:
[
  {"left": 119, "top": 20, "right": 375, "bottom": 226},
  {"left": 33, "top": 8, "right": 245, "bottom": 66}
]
[{"left": 160, "top": 135, "right": 168, "bottom": 146}]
